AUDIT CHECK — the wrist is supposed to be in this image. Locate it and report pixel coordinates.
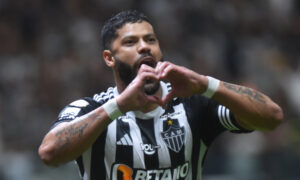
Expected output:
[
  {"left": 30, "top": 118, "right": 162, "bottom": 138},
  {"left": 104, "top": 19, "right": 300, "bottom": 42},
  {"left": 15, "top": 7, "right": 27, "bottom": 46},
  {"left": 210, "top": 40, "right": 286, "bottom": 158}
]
[
  {"left": 202, "top": 76, "right": 220, "bottom": 98},
  {"left": 102, "top": 98, "right": 123, "bottom": 120}
]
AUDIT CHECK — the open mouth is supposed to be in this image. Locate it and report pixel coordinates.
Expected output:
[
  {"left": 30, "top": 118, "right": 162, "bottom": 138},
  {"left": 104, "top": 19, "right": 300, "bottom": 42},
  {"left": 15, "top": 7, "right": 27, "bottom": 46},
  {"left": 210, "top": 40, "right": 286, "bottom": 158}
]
[{"left": 137, "top": 56, "right": 157, "bottom": 69}]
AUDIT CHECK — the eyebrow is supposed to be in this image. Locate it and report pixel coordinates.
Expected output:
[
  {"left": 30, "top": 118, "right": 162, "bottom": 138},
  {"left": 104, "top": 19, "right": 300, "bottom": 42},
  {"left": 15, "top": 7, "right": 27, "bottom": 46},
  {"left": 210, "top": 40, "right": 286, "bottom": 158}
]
[{"left": 122, "top": 33, "right": 156, "bottom": 39}]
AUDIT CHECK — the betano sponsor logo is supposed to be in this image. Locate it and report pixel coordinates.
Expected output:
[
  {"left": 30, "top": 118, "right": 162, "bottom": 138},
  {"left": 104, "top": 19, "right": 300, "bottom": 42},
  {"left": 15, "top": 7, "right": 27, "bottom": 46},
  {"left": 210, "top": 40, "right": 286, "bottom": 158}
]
[{"left": 111, "top": 162, "right": 189, "bottom": 180}]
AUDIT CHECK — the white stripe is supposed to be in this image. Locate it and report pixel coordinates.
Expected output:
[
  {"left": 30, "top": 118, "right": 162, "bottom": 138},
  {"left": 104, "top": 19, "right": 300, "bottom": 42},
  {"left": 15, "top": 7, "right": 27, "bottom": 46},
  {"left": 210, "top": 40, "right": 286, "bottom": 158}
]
[
  {"left": 221, "top": 106, "right": 232, "bottom": 129},
  {"left": 171, "top": 137, "right": 176, "bottom": 151},
  {"left": 120, "top": 137, "right": 127, "bottom": 145},
  {"left": 175, "top": 136, "right": 180, "bottom": 151},
  {"left": 218, "top": 106, "right": 230, "bottom": 129},
  {"left": 225, "top": 108, "right": 239, "bottom": 130},
  {"left": 82, "top": 147, "right": 92, "bottom": 180},
  {"left": 197, "top": 140, "right": 207, "bottom": 180},
  {"left": 124, "top": 133, "right": 133, "bottom": 145},
  {"left": 93, "top": 87, "right": 115, "bottom": 103},
  {"left": 222, "top": 106, "right": 235, "bottom": 130},
  {"left": 104, "top": 120, "right": 117, "bottom": 180}
]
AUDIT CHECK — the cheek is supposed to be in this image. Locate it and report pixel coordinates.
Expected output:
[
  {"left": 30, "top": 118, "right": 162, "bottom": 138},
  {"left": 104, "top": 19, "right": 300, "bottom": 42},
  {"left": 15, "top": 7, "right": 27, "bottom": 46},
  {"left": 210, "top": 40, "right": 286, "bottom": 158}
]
[
  {"left": 153, "top": 47, "right": 162, "bottom": 61},
  {"left": 115, "top": 49, "right": 137, "bottom": 64}
]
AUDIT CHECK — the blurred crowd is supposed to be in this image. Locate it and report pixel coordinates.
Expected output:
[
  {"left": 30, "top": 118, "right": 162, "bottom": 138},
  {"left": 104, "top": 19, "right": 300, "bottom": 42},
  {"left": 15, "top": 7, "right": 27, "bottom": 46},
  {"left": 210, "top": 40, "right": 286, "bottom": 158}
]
[{"left": 0, "top": 0, "right": 300, "bottom": 179}]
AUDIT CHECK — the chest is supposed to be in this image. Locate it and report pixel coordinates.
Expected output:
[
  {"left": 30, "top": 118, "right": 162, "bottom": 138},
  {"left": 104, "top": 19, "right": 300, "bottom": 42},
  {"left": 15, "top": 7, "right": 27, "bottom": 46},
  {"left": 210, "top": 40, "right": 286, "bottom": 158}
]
[
  {"left": 102, "top": 103, "right": 195, "bottom": 180},
  {"left": 105, "top": 103, "right": 193, "bottom": 167}
]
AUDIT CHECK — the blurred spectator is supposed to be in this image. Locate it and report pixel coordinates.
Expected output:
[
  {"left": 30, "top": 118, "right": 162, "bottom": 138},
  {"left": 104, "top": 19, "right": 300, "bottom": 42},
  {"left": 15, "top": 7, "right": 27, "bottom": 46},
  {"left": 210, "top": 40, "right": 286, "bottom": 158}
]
[{"left": 0, "top": 0, "right": 299, "bottom": 179}]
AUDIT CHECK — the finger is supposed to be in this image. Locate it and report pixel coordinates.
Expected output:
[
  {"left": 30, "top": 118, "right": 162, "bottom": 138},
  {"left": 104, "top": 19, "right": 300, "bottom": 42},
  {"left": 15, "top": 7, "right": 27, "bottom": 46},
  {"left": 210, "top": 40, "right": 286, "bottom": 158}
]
[
  {"left": 161, "top": 90, "right": 175, "bottom": 107},
  {"left": 160, "top": 64, "right": 175, "bottom": 78},
  {"left": 138, "top": 64, "right": 156, "bottom": 74},
  {"left": 138, "top": 71, "right": 159, "bottom": 84},
  {"left": 156, "top": 62, "right": 170, "bottom": 77},
  {"left": 147, "top": 95, "right": 164, "bottom": 107},
  {"left": 130, "top": 71, "right": 158, "bottom": 90}
]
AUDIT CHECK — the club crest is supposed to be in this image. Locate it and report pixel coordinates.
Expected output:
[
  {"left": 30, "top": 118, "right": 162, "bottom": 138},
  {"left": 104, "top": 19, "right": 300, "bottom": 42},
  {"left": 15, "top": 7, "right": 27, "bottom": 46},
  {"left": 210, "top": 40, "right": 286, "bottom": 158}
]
[{"left": 161, "top": 125, "right": 185, "bottom": 152}]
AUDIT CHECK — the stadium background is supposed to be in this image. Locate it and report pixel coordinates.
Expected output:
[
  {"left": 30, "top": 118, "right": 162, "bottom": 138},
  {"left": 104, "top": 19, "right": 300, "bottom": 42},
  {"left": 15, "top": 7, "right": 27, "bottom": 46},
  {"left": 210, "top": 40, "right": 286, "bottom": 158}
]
[{"left": 0, "top": 0, "right": 300, "bottom": 179}]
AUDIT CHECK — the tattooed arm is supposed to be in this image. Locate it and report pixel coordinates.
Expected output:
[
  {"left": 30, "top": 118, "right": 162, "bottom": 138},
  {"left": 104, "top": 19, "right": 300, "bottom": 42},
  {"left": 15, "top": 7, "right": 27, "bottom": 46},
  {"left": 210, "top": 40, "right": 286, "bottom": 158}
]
[
  {"left": 212, "top": 81, "right": 283, "bottom": 131},
  {"left": 39, "top": 64, "right": 163, "bottom": 167},
  {"left": 155, "top": 61, "right": 283, "bottom": 131},
  {"left": 38, "top": 106, "right": 112, "bottom": 167}
]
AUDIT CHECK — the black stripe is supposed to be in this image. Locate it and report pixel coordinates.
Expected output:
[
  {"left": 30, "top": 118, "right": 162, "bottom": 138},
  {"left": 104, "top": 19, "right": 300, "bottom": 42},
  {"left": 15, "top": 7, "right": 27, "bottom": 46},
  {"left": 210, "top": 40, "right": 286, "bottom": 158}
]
[
  {"left": 136, "top": 118, "right": 159, "bottom": 169},
  {"left": 90, "top": 129, "right": 107, "bottom": 180},
  {"left": 76, "top": 156, "right": 84, "bottom": 178},
  {"left": 116, "top": 119, "right": 133, "bottom": 166}
]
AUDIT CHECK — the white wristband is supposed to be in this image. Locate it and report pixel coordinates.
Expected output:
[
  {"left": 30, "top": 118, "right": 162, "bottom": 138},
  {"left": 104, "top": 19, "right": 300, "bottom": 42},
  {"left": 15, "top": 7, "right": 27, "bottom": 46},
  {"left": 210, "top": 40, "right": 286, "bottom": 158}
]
[
  {"left": 102, "top": 98, "right": 122, "bottom": 120},
  {"left": 202, "top": 76, "right": 220, "bottom": 98}
]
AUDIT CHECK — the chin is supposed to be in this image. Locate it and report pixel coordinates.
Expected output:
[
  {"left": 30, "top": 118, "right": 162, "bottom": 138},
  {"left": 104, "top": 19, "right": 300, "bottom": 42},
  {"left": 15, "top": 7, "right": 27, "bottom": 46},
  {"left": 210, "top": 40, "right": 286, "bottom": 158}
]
[{"left": 144, "top": 80, "right": 160, "bottom": 95}]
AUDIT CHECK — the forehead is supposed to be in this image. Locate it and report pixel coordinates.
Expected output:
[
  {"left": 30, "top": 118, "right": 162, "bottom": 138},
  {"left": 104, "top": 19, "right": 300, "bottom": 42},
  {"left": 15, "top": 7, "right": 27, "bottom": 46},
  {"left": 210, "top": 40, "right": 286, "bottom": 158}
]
[{"left": 116, "top": 21, "right": 155, "bottom": 39}]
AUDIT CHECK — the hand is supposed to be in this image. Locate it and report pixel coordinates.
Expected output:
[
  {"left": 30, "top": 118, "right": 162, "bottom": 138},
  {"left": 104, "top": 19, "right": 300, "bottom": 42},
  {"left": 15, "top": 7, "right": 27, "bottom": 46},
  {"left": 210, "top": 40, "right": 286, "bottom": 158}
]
[
  {"left": 116, "top": 64, "right": 164, "bottom": 113},
  {"left": 117, "top": 62, "right": 208, "bottom": 112},
  {"left": 156, "top": 61, "right": 208, "bottom": 106}
]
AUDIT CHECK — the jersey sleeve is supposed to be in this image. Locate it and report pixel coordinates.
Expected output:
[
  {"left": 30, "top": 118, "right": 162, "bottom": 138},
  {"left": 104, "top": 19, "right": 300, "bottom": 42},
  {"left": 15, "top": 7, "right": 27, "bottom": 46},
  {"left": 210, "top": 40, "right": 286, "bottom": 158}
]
[
  {"left": 191, "top": 95, "right": 253, "bottom": 146},
  {"left": 51, "top": 97, "right": 101, "bottom": 128}
]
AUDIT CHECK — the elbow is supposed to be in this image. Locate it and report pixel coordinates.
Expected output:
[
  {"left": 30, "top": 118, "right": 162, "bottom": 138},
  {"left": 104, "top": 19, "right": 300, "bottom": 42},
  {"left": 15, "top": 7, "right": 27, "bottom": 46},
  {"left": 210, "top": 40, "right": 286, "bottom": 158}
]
[
  {"left": 265, "top": 105, "right": 284, "bottom": 131},
  {"left": 38, "top": 144, "right": 60, "bottom": 167}
]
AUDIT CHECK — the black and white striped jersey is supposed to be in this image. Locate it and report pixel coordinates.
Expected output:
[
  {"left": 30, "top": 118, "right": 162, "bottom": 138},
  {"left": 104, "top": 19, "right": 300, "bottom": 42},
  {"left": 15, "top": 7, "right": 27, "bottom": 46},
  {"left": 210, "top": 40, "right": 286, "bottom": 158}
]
[{"left": 54, "top": 81, "right": 251, "bottom": 180}]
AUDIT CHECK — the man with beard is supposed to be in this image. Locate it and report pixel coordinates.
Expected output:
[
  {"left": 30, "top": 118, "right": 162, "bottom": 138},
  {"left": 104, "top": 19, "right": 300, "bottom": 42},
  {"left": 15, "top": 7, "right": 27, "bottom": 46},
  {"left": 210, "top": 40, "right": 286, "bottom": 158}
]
[{"left": 39, "top": 10, "right": 283, "bottom": 180}]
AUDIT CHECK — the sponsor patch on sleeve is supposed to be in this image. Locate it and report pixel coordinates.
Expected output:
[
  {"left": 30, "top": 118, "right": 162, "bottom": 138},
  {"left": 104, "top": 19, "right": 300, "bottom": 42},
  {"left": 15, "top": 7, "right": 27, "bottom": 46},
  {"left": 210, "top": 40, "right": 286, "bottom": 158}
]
[
  {"left": 58, "top": 107, "right": 81, "bottom": 120},
  {"left": 70, "top": 99, "right": 89, "bottom": 107}
]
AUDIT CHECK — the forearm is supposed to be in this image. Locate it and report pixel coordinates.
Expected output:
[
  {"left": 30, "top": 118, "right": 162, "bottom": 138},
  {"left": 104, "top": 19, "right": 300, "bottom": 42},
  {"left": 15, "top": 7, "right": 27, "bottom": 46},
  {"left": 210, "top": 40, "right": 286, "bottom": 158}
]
[
  {"left": 211, "top": 81, "right": 283, "bottom": 131},
  {"left": 39, "top": 106, "right": 112, "bottom": 167}
]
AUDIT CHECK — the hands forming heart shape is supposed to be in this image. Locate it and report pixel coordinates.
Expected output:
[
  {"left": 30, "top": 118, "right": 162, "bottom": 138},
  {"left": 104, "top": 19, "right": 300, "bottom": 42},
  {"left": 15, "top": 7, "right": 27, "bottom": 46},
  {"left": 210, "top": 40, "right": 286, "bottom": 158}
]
[{"left": 116, "top": 61, "right": 208, "bottom": 113}]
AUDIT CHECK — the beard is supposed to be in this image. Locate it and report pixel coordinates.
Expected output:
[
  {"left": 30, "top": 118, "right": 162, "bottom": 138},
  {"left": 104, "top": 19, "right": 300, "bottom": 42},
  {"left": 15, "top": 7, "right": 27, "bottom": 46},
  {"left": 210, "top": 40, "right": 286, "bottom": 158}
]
[{"left": 114, "top": 54, "right": 161, "bottom": 95}]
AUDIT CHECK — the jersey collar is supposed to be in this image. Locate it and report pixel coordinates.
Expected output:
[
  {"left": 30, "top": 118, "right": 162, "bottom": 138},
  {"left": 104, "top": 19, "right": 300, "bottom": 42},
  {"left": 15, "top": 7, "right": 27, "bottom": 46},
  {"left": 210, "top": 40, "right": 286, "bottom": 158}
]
[{"left": 113, "top": 81, "right": 169, "bottom": 120}]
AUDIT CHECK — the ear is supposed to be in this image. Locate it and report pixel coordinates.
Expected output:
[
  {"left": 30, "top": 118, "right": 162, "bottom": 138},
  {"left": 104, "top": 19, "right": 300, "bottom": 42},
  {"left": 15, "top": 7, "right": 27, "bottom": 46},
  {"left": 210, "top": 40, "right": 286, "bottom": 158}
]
[{"left": 103, "top": 50, "right": 115, "bottom": 67}]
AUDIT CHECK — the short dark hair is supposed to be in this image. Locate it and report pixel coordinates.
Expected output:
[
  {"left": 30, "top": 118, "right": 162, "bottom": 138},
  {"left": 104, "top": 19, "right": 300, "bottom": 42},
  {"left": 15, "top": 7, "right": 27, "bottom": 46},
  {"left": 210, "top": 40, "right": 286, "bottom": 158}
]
[{"left": 101, "top": 10, "right": 151, "bottom": 50}]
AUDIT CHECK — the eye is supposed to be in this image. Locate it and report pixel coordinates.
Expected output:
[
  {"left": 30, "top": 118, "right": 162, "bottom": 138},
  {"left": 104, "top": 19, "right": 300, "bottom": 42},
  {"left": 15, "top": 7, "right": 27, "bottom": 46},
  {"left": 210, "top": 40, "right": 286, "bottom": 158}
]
[
  {"left": 147, "top": 37, "right": 156, "bottom": 43},
  {"left": 124, "top": 40, "right": 134, "bottom": 45}
]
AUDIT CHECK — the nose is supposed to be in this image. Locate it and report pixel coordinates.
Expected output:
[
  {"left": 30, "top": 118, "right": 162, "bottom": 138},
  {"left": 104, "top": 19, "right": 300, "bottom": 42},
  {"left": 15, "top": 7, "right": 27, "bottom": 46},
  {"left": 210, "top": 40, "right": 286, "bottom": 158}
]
[{"left": 137, "top": 40, "right": 151, "bottom": 54}]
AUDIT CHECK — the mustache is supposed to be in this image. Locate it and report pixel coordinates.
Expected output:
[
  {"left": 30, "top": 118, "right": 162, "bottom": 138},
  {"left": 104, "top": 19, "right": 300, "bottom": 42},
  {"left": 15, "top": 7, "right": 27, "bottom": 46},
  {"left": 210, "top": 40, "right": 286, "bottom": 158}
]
[{"left": 133, "top": 52, "right": 157, "bottom": 73}]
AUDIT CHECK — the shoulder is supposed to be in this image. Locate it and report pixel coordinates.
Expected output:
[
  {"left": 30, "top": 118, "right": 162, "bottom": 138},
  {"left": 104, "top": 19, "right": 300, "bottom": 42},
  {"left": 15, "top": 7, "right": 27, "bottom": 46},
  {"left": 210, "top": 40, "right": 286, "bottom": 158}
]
[
  {"left": 92, "top": 87, "right": 116, "bottom": 104},
  {"left": 57, "top": 86, "right": 116, "bottom": 122}
]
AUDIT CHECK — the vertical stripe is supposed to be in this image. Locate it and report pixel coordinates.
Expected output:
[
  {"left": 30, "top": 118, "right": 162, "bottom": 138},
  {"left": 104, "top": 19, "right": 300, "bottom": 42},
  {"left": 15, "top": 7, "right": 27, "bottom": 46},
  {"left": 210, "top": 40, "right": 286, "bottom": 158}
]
[
  {"left": 174, "top": 104, "right": 193, "bottom": 162},
  {"left": 75, "top": 158, "right": 84, "bottom": 178},
  {"left": 90, "top": 132, "right": 107, "bottom": 180},
  {"left": 127, "top": 112, "right": 145, "bottom": 169},
  {"left": 104, "top": 120, "right": 117, "bottom": 180},
  {"left": 173, "top": 103, "right": 193, "bottom": 179},
  {"left": 218, "top": 105, "right": 240, "bottom": 131},
  {"left": 221, "top": 106, "right": 231, "bottom": 129},
  {"left": 116, "top": 120, "right": 133, "bottom": 165},
  {"left": 218, "top": 106, "right": 226, "bottom": 128},
  {"left": 135, "top": 118, "right": 159, "bottom": 169},
  {"left": 225, "top": 109, "right": 239, "bottom": 130},
  {"left": 154, "top": 113, "right": 171, "bottom": 168},
  {"left": 82, "top": 147, "right": 92, "bottom": 180},
  {"left": 197, "top": 140, "right": 207, "bottom": 180},
  {"left": 218, "top": 106, "right": 231, "bottom": 129}
]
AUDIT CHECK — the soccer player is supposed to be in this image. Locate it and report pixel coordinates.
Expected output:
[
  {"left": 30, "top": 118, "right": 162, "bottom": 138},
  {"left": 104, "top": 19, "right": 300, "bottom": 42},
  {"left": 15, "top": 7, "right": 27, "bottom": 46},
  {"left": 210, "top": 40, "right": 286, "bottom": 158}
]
[{"left": 38, "top": 10, "right": 283, "bottom": 180}]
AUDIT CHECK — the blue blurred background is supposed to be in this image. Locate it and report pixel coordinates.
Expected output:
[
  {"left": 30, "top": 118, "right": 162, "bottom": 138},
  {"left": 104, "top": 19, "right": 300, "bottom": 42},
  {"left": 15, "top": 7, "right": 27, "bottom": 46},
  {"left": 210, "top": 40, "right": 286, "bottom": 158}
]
[{"left": 0, "top": 0, "right": 300, "bottom": 179}]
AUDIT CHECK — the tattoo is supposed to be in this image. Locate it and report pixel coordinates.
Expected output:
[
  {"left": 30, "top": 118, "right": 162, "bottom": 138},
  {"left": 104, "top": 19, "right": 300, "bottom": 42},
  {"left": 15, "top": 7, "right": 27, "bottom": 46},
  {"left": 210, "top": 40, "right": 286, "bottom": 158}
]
[
  {"left": 55, "top": 122, "right": 88, "bottom": 150},
  {"left": 223, "top": 82, "right": 266, "bottom": 104}
]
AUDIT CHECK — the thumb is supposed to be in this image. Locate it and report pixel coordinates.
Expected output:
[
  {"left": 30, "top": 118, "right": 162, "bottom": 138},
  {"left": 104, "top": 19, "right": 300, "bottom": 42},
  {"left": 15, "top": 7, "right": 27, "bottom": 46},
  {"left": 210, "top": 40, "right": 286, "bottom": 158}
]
[
  {"left": 147, "top": 95, "right": 164, "bottom": 107},
  {"left": 161, "top": 91, "right": 175, "bottom": 108}
]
